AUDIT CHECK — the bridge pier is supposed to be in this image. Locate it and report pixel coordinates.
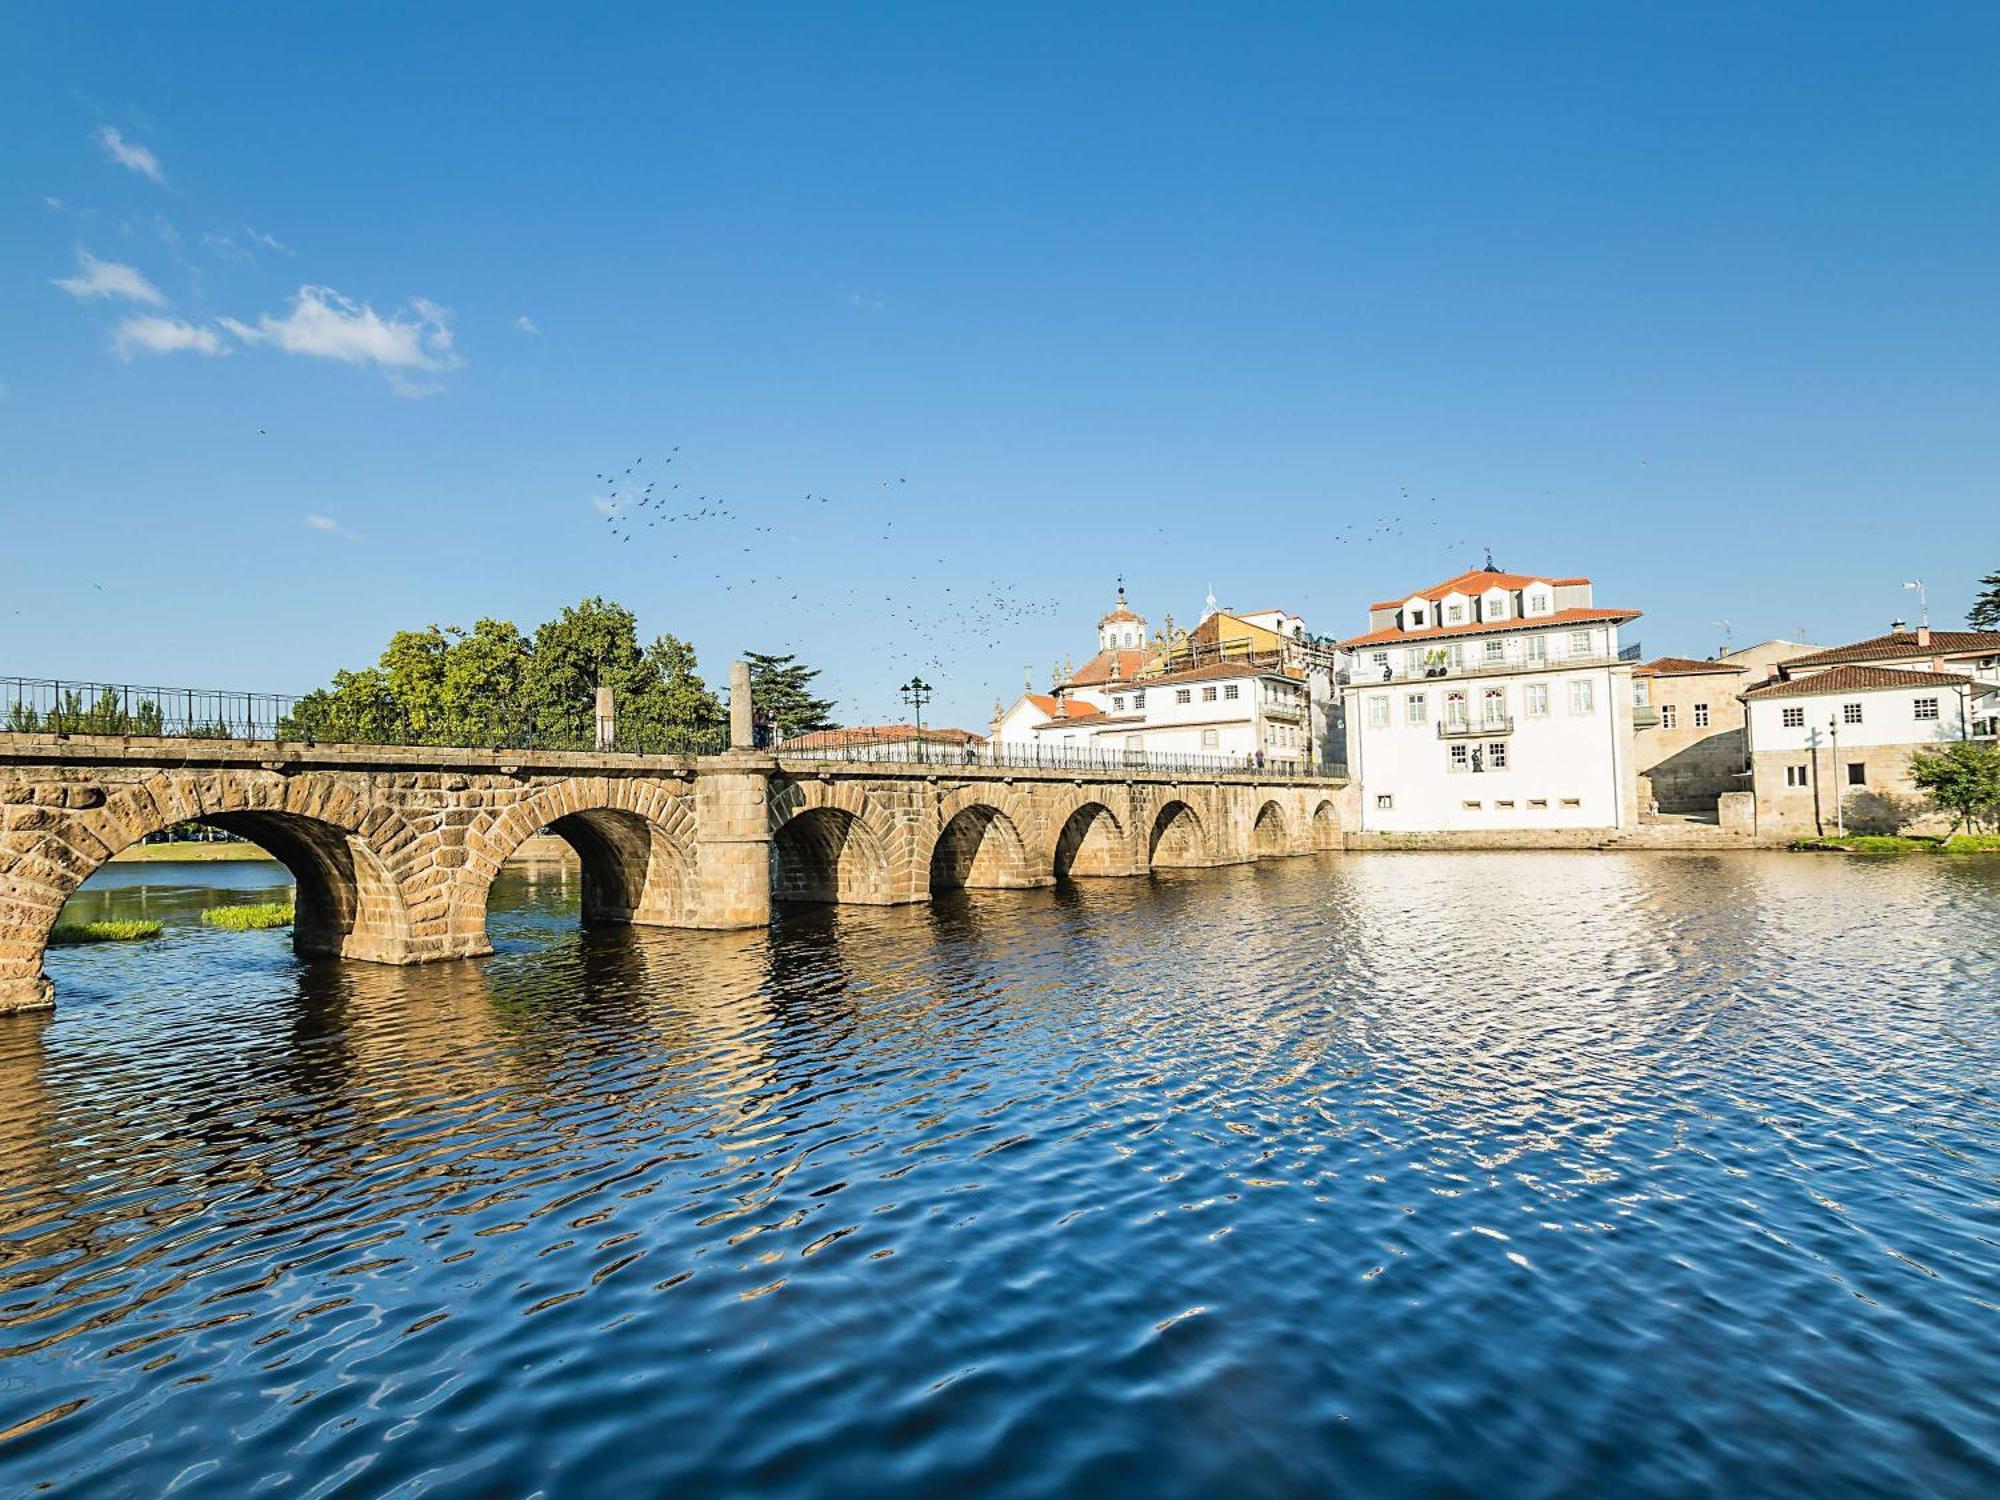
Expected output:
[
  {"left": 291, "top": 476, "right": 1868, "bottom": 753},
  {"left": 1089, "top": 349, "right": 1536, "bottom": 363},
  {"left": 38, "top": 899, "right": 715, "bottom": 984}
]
[{"left": 689, "top": 754, "right": 774, "bottom": 929}]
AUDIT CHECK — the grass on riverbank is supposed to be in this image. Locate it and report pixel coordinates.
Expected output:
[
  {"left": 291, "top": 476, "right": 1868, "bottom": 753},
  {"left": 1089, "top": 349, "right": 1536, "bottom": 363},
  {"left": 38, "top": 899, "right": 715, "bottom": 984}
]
[
  {"left": 112, "top": 841, "right": 276, "bottom": 863},
  {"left": 48, "top": 919, "right": 164, "bottom": 945},
  {"left": 200, "top": 902, "right": 295, "bottom": 931},
  {"left": 1791, "top": 833, "right": 2000, "bottom": 854}
]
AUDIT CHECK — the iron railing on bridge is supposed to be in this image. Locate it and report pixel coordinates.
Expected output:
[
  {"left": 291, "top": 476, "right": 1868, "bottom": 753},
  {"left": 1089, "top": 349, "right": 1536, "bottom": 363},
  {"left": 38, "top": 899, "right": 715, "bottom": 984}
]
[
  {"left": 776, "top": 727, "right": 1347, "bottom": 780},
  {"left": 0, "top": 677, "right": 731, "bottom": 757}
]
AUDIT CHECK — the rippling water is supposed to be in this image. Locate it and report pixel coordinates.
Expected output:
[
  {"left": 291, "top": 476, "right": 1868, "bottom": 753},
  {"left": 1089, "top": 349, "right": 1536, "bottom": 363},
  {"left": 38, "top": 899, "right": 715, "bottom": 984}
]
[{"left": 3, "top": 852, "right": 1996, "bottom": 1497}]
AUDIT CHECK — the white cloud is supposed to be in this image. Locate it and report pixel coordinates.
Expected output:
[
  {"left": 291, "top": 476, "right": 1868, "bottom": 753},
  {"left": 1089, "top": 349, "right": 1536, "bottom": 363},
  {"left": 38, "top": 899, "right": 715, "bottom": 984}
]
[
  {"left": 205, "top": 227, "right": 293, "bottom": 264},
  {"left": 592, "top": 495, "right": 619, "bottom": 516},
  {"left": 44, "top": 195, "right": 64, "bottom": 211},
  {"left": 114, "top": 316, "right": 226, "bottom": 359},
  {"left": 515, "top": 314, "right": 539, "bottom": 334},
  {"left": 53, "top": 248, "right": 167, "bottom": 305},
  {"left": 245, "top": 228, "right": 290, "bottom": 254},
  {"left": 223, "top": 285, "right": 461, "bottom": 394},
  {"left": 305, "top": 514, "right": 359, "bottom": 539},
  {"left": 95, "top": 126, "right": 164, "bottom": 184}
]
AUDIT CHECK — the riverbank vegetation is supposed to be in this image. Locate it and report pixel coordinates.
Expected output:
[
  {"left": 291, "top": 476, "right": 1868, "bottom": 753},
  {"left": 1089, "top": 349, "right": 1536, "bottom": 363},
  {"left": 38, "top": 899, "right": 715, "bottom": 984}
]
[
  {"left": 48, "top": 919, "right": 164, "bottom": 944},
  {"left": 279, "top": 597, "right": 838, "bottom": 750},
  {"left": 1792, "top": 833, "right": 2000, "bottom": 854},
  {"left": 200, "top": 902, "right": 295, "bottom": 931}
]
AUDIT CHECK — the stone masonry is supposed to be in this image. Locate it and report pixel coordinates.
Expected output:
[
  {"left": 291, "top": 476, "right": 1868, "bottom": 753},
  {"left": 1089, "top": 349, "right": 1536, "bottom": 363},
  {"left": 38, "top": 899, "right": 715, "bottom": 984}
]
[{"left": 0, "top": 734, "right": 1350, "bottom": 1013}]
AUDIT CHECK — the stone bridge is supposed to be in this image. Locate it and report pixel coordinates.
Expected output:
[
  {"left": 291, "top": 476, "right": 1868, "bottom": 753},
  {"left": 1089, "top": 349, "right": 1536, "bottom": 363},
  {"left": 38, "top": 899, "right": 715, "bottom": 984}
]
[{"left": 0, "top": 736, "right": 1350, "bottom": 1012}]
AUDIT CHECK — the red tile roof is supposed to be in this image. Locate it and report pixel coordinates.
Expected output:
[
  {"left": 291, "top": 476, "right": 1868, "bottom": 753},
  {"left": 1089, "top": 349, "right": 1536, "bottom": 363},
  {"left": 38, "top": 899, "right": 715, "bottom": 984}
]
[
  {"left": 1340, "top": 606, "right": 1638, "bottom": 650},
  {"left": 1740, "top": 665, "right": 1973, "bottom": 701},
  {"left": 1777, "top": 630, "right": 2000, "bottom": 670},
  {"left": 1368, "top": 569, "right": 1589, "bottom": 612},
  {"left": 1637, "top": 656, "right": 1743, "bottom": 677},
  {"left": 1137, "top": 660, "right": 1302, "bottom": 689},
  {"left": 1061, "top": 649, "right": 1153, "bottom": 688}
]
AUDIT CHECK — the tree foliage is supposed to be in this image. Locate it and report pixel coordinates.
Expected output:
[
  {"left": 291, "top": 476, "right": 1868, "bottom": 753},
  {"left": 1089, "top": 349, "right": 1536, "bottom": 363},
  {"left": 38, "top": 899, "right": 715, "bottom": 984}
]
[
  {"left": 743, "top": 651, "right": 837, "bottom": 738},
  {"left": 282, "top": 598, "right": 734, "bottom": 750},
  {"left": 1909, "top": 740, "right": 2000, "bottom": 833},
  {"left": 1968, "top": 570, "right": 2000, "bottom": 632}
]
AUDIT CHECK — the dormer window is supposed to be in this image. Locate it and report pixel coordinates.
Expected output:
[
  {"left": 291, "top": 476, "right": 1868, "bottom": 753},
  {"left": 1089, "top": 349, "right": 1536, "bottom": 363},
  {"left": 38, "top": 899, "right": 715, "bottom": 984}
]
[
  {"left": 1527, "top": 592, "right": 1549, "bottom": 615},
  {"left": 1410, "top": 608, "right": 1426, "bottom": 628},
  {"left": 1486, "top": 595, "right": 1509, "bottom": 620},
  {"left": 1447, "top": 604, "right": 1466, "bottom": 624}
]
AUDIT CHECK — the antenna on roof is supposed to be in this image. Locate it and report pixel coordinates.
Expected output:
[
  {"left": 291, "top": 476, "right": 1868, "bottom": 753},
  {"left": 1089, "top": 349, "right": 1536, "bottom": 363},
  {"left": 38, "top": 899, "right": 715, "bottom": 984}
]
[
  {"left": 1482, "top": 545, "right": 1496, "bottom": 571},
  {"left": 1714, "top": 618, "right": 1732, "bottom": 657}
]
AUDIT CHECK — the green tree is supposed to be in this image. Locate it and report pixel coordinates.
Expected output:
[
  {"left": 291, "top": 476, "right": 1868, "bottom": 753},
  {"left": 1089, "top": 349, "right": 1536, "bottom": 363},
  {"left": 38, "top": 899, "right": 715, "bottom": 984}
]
[
  {"left": 743, "top": 651, "right": 837, "bottom": 738},
  {"left": 625, "top": 632, "right": 725, "bottom": 743},
  {"left": 1909, "top": 740, "right": 2000, "bottom": 833},
  {"left": 1968, "top": 570, "right": 2000, "bottom": 632}
]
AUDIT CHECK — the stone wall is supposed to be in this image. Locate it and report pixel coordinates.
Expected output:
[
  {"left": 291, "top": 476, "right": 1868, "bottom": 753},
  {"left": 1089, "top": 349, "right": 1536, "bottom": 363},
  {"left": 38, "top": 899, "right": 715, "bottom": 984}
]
[{"left": 1749, "top": 745, "right": 1947, "bottom": 838}]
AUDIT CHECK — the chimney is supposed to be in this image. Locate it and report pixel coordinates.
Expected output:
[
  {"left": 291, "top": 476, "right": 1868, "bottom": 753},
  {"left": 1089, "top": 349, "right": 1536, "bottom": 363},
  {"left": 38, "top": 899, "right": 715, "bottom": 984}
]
[
  {"left": 1917, "top": 623, "right": 1932, "bottom": 648},
  {"left": 1890, "top": 618, "right": 1907, "bottom": 634}
]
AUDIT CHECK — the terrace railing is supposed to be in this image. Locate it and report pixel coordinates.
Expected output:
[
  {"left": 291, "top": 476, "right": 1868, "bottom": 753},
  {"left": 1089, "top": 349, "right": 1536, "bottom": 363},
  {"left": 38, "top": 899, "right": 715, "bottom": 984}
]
[
  {"left": 0, "top": 677, "right": 730, "bottom": 757},
  {"left": 777, "top": 728, "right": 1347, "bottom": 780}
]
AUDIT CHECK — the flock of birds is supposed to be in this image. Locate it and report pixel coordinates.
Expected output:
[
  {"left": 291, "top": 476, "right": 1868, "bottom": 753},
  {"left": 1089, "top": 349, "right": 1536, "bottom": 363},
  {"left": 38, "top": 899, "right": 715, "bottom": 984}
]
[{"left": 587, "top": 449, "right": 1475, "bottom": 720}]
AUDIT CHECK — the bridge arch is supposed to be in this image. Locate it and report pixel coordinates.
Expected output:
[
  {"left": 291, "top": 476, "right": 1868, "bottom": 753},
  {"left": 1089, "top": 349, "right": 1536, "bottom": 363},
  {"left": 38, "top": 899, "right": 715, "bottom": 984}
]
[
  {"left": 462, "top": 778, "right": 699, "bottom": 941},
  {"left": 768, "top": 780, "right": 899, "bottom": 906},
  {"left": 1251, "top": 800, "right": 1291, "bottom": 857},
  {"left": 1, "top": 771, "right": 419, "bottom": 1009},
  {"left": 929, "top": 801, "right": 1039, "bottom": 892},
  {"left": 1148, "top": 798, "right": 1209, "bottom": 870},
  {"left": 1311, "top": 798, "right": 1341, "bottom": 852},
  {"left": 1051, "top": 799, "right": 1129, "bottom": 880}
]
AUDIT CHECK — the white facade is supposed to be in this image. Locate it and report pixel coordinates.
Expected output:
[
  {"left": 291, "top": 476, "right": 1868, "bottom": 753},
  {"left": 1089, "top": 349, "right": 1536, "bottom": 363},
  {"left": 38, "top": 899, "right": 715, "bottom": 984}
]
[
  {"left": 1744, "top": 680, "right": 1974, "bottom": 755},
  {"left": 1341, "top": 569, "right": 1641, "bottom": 833}
]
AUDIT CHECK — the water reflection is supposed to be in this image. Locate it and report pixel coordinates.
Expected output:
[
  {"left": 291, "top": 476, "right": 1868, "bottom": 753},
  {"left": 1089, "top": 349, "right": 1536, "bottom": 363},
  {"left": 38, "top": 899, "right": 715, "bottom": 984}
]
[{"left": 1, "top": 854, "right": 1996, "bottom": 1496}]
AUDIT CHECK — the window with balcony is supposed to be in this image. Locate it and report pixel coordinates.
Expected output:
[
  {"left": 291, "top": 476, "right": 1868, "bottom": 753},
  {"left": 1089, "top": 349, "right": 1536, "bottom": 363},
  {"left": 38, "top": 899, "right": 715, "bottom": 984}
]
[
  {"left": 1522, "top": 636, "right": 1547, "bottom": 666},
  {"left": 1482, "top": 688, "right": 1507, "bottom": 726},
  {"left": 1569, "top": 630, "right": 1594, "bottom": 656},
  {"left": 1660, "top": 704, "right": 1678, "bottom": 729},
  {"left": 1445, "top": 691, "right": 1468, "bottom": 728},
  {"left": 1484, "top": 638, "right": 1505, "bottom": 663},
  {"left": 1914, "top": 696, "right": 1939, "bottom": 721},
  {"left": 1843, "top": 702, "right": 1863, "bottom": 725},
  {"left": 1568, "top": 679, "right": 1595, "bottom": 715},
  {"left": 1693, "top": 703, "right": 1710, "bottom": 729},
  {"left": 1782, "top": 706, "right": 1804, "bottom": 728}
]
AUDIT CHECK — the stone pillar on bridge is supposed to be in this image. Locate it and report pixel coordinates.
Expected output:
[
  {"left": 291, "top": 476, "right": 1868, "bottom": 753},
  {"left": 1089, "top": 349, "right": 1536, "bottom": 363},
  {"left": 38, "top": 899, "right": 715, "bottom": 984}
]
[{"left": 690, "top": 661, "right": 774, "bottom": 929}]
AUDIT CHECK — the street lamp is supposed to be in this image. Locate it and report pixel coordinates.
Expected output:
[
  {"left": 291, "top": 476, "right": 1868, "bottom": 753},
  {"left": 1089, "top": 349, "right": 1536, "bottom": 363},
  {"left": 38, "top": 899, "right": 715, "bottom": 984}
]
[{"left": 900, "top": 676, "right": 933, "bottom": 764}]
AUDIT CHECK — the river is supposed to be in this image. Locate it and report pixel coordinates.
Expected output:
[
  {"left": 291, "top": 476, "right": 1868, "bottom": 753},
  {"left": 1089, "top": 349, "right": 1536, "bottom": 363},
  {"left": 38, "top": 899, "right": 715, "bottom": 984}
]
[{"left": 2, "top": 852, "right": 1996, "bottom": 1497}]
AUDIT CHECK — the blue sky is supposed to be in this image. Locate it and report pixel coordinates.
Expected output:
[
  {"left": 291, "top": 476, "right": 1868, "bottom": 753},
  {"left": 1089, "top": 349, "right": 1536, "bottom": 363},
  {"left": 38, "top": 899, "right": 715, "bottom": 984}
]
[{"left": 5, "top": 4, "right": 1997, "bottom": 729}]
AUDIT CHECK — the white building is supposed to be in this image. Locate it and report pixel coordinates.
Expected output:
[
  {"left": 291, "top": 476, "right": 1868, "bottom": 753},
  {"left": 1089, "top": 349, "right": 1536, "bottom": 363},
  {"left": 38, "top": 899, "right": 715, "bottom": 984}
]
[
  {"left": 1738, "top": 622, "right": 2000, "bottom": 835},
  {"left": 990, "top": 586, "right": 1327, "bottom": 767},
  {"left": 1340, "top": 567, "right": 1642, "bottom": 833}
]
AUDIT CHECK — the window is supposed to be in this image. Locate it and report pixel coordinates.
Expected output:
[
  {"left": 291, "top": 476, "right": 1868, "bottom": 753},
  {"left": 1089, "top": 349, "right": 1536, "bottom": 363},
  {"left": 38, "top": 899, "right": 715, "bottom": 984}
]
[
  {"left": 1445, "top": 691, "right": 1468, "bottom": 727},
  {"left": 1560, "top": 797, "right": 1581, "bottom": 808},
  {"left": 1201, "top": 686, "right": 1218, "bottom": 702},
  {"left": 1693, "top": 703, "right": 1710, "bottom": 729},
  {"left": 1487, "top": 596, "right": 1509, "bottom": 620},
  {"left": 1528, "top": 797, "right": 1548, "bottom": 809},
  {"left": 1483, "top": 687, "right": 1507, "bottom": 726},
  {"left": 1524, "top": 683, "right": 1550, "bottom": 718},
  {"left": 1371, "top": 651, "right": 1390, "bottom": 672},
  {"left": 1449, "top": 744, "right": 1470, "bottom": 772},
  {"left": 1410, "top": 609, "right": 1426, "bottom": 627},
  {"left": 1843, "top": 702, "right": 1863, "bottom": 725},
  {"left": 1528, "top": 592, "right": 1549, "bottom": 615},
  {"left": 1133, "top": 692, "right": 1145, "bottom": 708},
  {"left": 1782, "top": 706, "right": 1804, "bottom": 728},
  {"left": 1201, "top": 729, "right": 1220, "bottom": 749},
  {"left": 1660, "top": 704, "right": 1679, "bottom": 729},
  {"left": 1368, "top": 696, "right": 1390, "bottom": 729},
  {"left": 1112, "top": 696, "right": 1124, "bottom": 711},
  {"left": 1487, "top": 741, "right": 1508, "bottom": 769},
  {"left": 1785, "top": 764, "right": 1809, "bottom": 788},
  {"left": 1634, "top": 679, "right": 1651, "bottom": 707},
  {"left": 1484, "top": 638, "right": 1505, "bottom": 662},
  {"left": 1495, "top": 799, "right": 1515, "bottom": 809},
  {"left": 1522, "top": 635, "right": 1547, "bottom": 665},
  {"left": 1847, "top": 762, "right": 1866, "bottom": 786},
  {"left": 1462, "top": 800, "right": 1482, "bottom": 810},
  {"left": 1375, "top": 793, "right": 1394, "bottom": 810},
  {"left": 1914, "top": 696, "right": 1939, "bottom": 721},
  {"left": 1447, "top": 604, "right": 1466, "bottom": 624},
  {"left": 1569, "top": 630, "right": 1594, "bottom": 656},
  {"left": 1568, "top": 679, "right": 1595, "bottom": 716},
  {"left": 1405, "top": 693, "right": 1428, "bottom": 725},
  {"left": 1175, "top": 689, "right": 1191, "bottom": 704},
  {"left": 1223, "top": 684, "right": 1239, "bottom": 700},
  {"left": 1123, "top": 631, "right": 1134, "bottom": 647}
]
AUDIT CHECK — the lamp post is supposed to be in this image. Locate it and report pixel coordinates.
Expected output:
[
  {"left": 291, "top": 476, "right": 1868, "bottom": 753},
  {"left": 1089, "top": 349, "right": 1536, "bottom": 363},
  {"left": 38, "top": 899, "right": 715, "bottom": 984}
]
[
  {"left": 901, "top": 676, "right": 933, "bottom": 764},
  {"left": 1829, "top": 713, "right": 1845, "bottom": 837}
]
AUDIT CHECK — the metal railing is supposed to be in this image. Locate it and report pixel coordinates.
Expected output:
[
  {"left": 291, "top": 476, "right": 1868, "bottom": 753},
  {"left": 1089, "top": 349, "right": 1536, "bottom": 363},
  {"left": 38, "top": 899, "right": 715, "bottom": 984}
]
[
  {"left": 0, "top": 677, "right": 730, "bottom": 757},
  {"left": 1355, "top": 651, "right": 1622, "bottom": 686},
  {"left": 777, "top": 728, "right": 1346, "bottom": 780},
  {"left": 1438, "top": 716, "right": 1515, "bottom": 739}
]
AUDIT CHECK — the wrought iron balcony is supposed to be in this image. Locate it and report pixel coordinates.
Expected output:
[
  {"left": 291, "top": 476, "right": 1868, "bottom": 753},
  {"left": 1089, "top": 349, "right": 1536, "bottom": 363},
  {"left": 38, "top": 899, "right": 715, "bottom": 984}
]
[{"left": 1437, "top": 716, "right": 1515, "bottom": 739}]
